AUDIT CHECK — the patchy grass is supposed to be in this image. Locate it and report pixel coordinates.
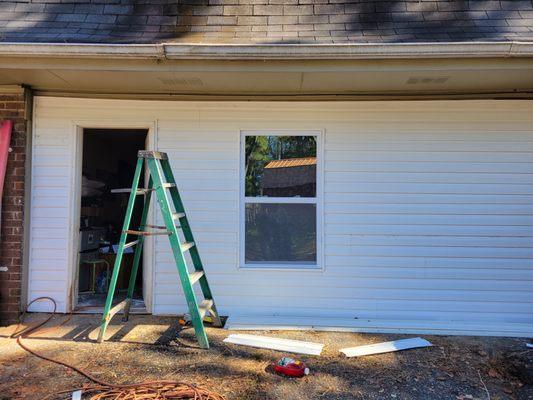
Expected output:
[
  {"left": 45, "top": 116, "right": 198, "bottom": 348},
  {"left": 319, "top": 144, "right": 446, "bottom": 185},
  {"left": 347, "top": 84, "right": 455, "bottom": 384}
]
[{"left": 0, "top": 314, "right": 531, "bottom": 400}]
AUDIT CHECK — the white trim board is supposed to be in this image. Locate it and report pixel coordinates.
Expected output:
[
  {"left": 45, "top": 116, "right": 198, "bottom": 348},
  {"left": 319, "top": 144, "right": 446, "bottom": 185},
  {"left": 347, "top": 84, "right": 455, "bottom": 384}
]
[
  {"left": 340, "top": 337, "right": 432, "bottom": 358},
  {"left": 224, "top": 334, "right": 324, "bottom": 355},
  {"left": 225, "top": 316, "right": 533, "bottom": 338}
]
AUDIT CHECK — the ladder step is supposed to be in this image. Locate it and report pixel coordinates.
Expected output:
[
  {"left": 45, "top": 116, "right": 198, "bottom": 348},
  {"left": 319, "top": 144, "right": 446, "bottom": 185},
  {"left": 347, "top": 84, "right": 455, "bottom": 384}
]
[
  {"left": 111, "top": 188, "right": 151, "bottom": 195},
  {"left": 189, "top": 270, "right": 204, "bottom": 284},
  {"left": 172, "top": 212, "right": 186, "bottom": 220},
  {"left": 125, "top": 229, "right": 171, "bottom": 236},
  {"left": 162, "top": 183, "right": 176, "bottom": 189},
  {"left": 138, "top": 150, "right": 168, "bottom": 160},
  {"left": 123, "top": 240, "right": 139, "bottom": 249},
  {"left": 107, "top": 300, "right": 128, "bottom": 320},
  {"left": 198, "top": 299, "right": 214, "bottom": 319},
  {"left": 145, "top": 224, "right": 181, "bottom": 230},
  {"left": 181, "top": 241, "right": 195, "bottom": 252}
]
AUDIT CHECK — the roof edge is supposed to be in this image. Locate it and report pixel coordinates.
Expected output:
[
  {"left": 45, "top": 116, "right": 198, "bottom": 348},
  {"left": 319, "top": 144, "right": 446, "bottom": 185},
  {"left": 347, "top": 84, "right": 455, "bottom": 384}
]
[{"left": 0, "top": 41, "right": 532, "bottom": 60}]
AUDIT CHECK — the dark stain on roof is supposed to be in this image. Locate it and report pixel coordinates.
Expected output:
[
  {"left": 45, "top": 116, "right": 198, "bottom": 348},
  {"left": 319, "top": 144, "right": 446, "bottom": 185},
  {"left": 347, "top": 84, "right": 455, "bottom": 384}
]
[{"left": 0, "top": 0, "right": 532, "bottom": 44}]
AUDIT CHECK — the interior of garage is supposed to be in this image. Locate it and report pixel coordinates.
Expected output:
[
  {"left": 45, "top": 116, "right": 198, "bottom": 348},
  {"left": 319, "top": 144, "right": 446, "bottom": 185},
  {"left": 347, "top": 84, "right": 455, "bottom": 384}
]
[{"left": 77, "top": 128, "right": 148, "bottom": 311}]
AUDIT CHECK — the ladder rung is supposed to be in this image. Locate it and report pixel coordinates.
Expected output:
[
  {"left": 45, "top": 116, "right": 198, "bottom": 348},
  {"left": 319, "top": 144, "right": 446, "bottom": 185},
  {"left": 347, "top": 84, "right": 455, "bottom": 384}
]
[
  {"left": 111, "top": 188, "right": 151, "bottom": 195},
  {"left": 172, "top": 212, "right": 186, "bottom": 220},
  {"left": 123, "top": 240, "right": 139, "bottom": 249},
  {"left": 138, "top": 150, "right": 168, "bottom": 160},
  {"left": 181, "top": 241, "right": 195, "bottom": 252},
  {"left": 162, "top": 183, "right": 176, "bottom": 189},
  {"left": 125, "top": 229, "right": 171, "bottom": 236},
  {"left": 189, "top": 270, "right": 204, "bottom": 284},
  {"left": 145, "top": 224, "right": 181, "bottom": 230},
  {"left": 198, "top": 299, "right": 213, "bottom": 319}
]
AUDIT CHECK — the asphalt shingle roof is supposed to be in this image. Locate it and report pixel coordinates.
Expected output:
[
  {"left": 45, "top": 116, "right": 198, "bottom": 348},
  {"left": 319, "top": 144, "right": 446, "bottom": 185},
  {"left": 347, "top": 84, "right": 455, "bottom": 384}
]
[{"left": 0, "top": 0, "right": 532, "bottom": 44}]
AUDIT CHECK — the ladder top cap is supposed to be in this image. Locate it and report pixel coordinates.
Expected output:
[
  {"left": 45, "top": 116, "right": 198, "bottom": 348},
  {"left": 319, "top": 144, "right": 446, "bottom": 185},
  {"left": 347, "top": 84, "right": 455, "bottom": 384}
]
[{"left": 138, "top": 150, "right": 168, "bottom": 160}]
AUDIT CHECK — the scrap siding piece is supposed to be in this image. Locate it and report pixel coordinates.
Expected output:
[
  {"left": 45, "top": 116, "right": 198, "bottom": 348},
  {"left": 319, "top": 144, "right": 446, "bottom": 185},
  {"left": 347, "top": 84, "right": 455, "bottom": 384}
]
[
  {"left": 340, "top": 337, "right": 432, "bottom": 357},
  {"left": 223, "top": 334, "right": 324, "bottom": 356}
]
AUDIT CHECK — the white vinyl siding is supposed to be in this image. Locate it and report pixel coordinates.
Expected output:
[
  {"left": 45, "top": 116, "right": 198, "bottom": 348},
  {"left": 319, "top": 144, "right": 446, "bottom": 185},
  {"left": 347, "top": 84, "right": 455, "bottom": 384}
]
[
  {"left": 153, "top": 125, "right": 238, "bottom": 314},
  {"left": 28, "top": 117, "right": 75, "bottom": 312},
  {"left": 29, "top": 97, "right": 533, "bottom": 337}
]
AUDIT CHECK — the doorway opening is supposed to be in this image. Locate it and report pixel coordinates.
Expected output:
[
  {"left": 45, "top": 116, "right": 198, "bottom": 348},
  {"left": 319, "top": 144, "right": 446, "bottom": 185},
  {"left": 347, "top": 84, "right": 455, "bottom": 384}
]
[{"left": 76, "top": 128, "right": 148, "bottom": 312}]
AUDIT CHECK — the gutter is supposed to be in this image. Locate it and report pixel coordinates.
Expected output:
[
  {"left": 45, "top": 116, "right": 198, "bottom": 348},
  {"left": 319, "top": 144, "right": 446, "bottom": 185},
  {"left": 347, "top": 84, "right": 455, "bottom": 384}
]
[{"left": 0, "top": 41, "right": 532, "bottom": 60}]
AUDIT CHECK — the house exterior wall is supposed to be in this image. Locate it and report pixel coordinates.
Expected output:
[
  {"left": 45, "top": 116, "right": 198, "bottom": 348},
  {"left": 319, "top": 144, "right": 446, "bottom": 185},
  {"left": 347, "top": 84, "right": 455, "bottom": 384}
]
[
  {"left": 0, "top": 86, "right": 28, "bottom": 325},
  {"left": 29, "top": 97, "right": 533, "bottom": 337}
]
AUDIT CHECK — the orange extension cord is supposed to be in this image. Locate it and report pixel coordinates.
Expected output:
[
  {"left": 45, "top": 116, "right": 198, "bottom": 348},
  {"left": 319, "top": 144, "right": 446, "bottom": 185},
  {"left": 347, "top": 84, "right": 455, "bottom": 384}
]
[{"left": 10, "top": 297, "right": 225, "bottom": 400}]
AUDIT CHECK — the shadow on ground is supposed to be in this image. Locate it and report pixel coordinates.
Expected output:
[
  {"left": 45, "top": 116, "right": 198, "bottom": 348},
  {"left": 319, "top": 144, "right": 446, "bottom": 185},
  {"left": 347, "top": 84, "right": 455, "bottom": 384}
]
[{"left": 0, "top": 314, "right": 531, "bottom": 400}]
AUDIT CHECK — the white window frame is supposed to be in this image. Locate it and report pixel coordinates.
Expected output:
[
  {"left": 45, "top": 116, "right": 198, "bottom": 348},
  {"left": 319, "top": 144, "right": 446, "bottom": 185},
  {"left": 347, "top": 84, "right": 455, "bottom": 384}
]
[{"left": 239, "top": 130, "right": 323, "bottom": 270}]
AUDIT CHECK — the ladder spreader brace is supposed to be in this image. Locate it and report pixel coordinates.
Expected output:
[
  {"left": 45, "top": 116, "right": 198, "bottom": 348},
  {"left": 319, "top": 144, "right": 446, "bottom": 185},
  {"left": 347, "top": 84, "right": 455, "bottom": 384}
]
[{"left": 97, "top": 150, "right": 222, "bottom": 349}]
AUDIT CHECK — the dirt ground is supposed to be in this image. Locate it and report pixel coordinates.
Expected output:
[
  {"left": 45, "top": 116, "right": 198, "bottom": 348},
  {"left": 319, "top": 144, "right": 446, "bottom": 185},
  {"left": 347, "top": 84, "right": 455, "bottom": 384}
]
[{"left": 0, "top": 314, "right": 531, "bottom": 400}]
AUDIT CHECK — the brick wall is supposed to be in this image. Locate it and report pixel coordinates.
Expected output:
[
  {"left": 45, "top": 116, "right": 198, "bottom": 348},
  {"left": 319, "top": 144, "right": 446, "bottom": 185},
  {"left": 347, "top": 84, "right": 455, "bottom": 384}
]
[{"left": 0, "top": 87, "right": 28, "bottom": 326}]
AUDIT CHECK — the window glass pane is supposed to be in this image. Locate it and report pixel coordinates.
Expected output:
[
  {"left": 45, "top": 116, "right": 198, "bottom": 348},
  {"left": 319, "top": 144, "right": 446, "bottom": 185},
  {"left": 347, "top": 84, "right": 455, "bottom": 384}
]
[
  {"left": 245, "top": 135, "right": 316, "bottom": 197},
  {"left": 245, "top": 203, "right": 316, "bottom": 264}
]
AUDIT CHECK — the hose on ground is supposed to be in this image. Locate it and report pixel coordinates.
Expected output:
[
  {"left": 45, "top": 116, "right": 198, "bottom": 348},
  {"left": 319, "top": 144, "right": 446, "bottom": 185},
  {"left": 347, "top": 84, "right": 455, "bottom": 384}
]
[{"left": 10, "top": 297, "right": 225, "bottom": 400}]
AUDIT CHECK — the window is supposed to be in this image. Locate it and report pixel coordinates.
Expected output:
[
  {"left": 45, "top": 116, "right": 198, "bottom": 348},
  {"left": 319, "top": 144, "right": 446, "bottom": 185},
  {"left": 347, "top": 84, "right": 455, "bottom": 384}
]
[{"left": 240, "top": 132, "right": 321, "bottom": 268}]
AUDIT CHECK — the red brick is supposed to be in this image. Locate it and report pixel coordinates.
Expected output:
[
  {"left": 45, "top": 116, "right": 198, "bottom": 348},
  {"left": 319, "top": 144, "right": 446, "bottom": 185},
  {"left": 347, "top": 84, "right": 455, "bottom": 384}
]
[
  {"left": 14, "top": 122, "right": 25, "bottom": 131},
  {"left": 2, "top": 280, "right": 20, "bottom": 288},
  {"left": 10, "top": 257, "right": 21, "bottom": 266},
  {"left": 6, "top": 304, "right": 19, "bottom": 312},
  {"left": 4, "top": 101, "right": 24, "bottom": 110}
]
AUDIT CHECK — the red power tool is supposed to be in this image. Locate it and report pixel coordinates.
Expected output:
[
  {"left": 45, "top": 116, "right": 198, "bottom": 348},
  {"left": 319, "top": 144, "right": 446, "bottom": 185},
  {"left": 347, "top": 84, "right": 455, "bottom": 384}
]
[{"left": 274, "top": 357, "right": 310, "bottom": 378}]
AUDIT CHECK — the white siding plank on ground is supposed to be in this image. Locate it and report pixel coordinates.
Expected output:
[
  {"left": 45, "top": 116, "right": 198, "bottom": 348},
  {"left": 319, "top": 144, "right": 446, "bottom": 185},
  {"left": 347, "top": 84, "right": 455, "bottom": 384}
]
[{"left": 31, "top": 97, "right": 533, "bottom": 336}]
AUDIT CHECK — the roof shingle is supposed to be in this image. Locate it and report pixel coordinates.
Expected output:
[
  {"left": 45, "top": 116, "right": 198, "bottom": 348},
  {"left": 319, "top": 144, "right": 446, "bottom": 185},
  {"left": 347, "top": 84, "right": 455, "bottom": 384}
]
[{"left": 0, "top": 0, "right": 532, "bottom": 44}]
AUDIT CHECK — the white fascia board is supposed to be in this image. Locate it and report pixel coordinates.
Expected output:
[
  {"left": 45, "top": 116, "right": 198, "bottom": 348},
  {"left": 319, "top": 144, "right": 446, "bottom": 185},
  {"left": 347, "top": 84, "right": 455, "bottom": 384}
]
[{"left": 0, "top": 41, "right": 532, "bottom": 60}]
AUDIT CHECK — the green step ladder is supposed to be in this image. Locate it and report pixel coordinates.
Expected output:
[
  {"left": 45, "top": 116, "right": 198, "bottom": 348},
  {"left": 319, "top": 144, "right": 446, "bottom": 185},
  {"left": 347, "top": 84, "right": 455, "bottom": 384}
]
[{"left": 97, "top": 150, "right": 222, "bottom": 349}]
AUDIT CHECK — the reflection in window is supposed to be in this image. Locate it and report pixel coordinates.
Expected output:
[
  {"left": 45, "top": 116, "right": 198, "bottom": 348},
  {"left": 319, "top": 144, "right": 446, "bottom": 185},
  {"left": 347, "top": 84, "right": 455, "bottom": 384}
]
[
  {"left": 245, "top": 203, "right": 316, "bottom": 263},
  {"left": 245, "top": 136, "right": 316, "bottom": 197}
]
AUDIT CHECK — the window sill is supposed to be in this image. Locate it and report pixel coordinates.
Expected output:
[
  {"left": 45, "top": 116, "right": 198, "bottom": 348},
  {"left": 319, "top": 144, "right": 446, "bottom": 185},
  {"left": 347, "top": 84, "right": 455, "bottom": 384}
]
[{"left": 239, "top": 264, "right": 323, "bottom": 272}]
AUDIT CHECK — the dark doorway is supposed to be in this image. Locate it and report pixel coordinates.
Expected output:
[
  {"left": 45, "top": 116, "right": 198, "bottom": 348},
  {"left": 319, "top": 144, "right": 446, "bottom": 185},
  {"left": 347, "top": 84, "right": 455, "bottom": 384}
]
[{"left": 77, "top": 129, "right": 148, "bottom": 311}]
